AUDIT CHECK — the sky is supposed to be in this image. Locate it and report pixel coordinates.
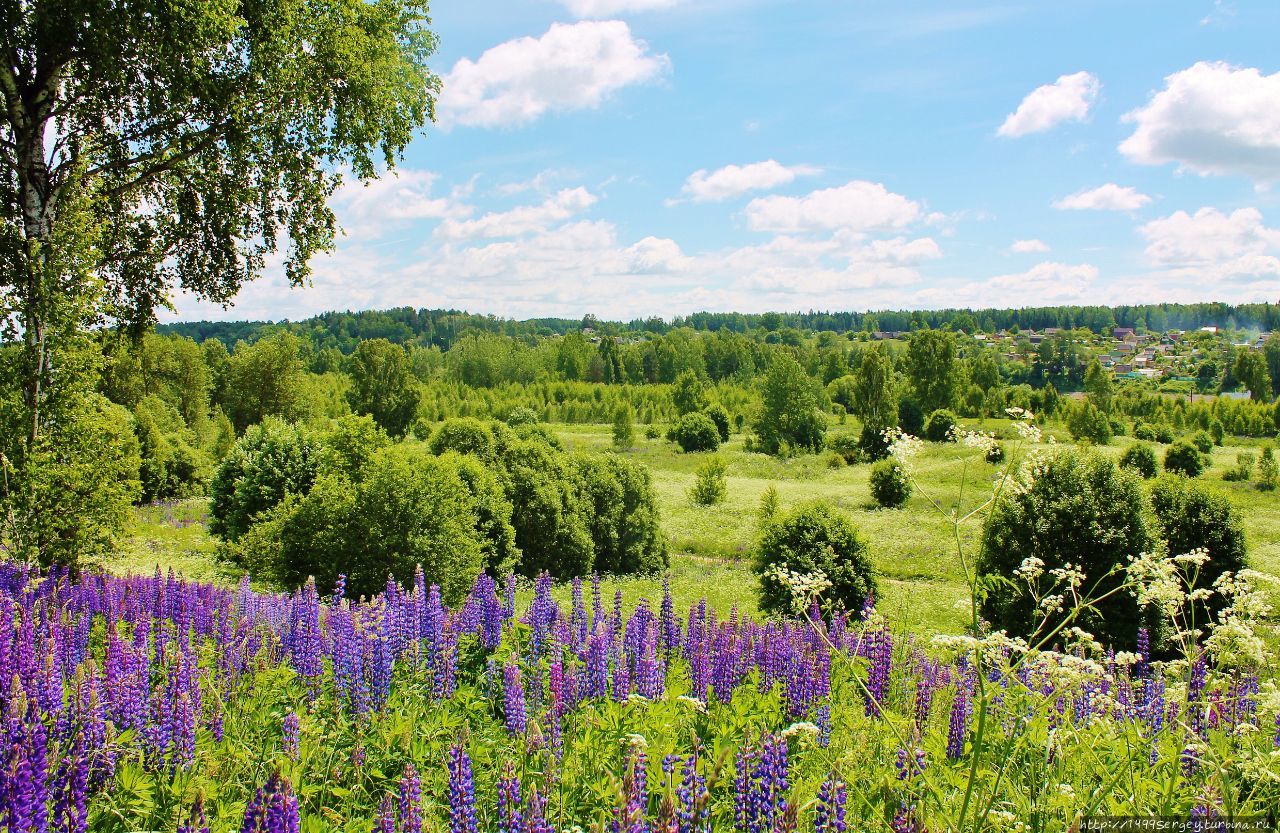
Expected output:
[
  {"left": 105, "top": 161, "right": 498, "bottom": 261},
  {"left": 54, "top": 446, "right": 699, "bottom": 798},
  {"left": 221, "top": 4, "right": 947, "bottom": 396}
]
[{"left": 169, "top": 0, "right": 1280, "bottom": 323}]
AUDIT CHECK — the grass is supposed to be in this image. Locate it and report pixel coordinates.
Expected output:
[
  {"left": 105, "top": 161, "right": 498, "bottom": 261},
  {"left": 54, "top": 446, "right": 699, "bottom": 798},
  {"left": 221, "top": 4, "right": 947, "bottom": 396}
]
[{"left": 108, "top": 420, "right": 1280, "bottom": 640}]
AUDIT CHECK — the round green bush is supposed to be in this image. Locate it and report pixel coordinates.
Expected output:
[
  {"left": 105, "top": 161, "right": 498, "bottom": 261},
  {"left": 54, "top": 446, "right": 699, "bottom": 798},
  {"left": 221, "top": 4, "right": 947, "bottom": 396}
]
[
  {"left": 1067, "top": 402, "right": 1112, "bottom": 445},
  {"left": 504, "top": 406, "right": 540, "bottom": 427},
  {"left": 826, "top": 432, "right": 861, "bottom": 464},
  {"left": 923, "top": 409, "right": 958, "bottom": 442},
  {"left": 428, "top": 417, "right": 499, "bottom": 462},
  {"left": 1150, "top": 475, "right": 1247, "bottom": 630},
  {"left": 703, "top": 403, "right": 731, "bottom": 443},
  {"left": 1191, "top": 431, "right": 1214, "bottom": 455},
  {"left": 978, "top": 451, "right": 1154, "bottom": 649},
  {"left": 1133, "top": 422, "right": 1157, "bottom": 442},
  {"left": 869, "top": 459, "right": 911, "bottom": 508},
  {"left": 672, "top": 412, "right": 721, "bottom": 453},
  {"left": 1119, "top": 442, "right": 1158, "bottom": 479},
  {"left": 985, "top": 443, "right": 1006, "bottom": 465},
  {"left": 1164, "top": 440, "right": 1207, "bottom": 477},
  {"left": 688, "top": 455, "right": 729, "bottom": 506},
  {"left": 897, "top": 398, "right": 924, "bottom": 436},
  {"left": 574, "top": 453, "right": 668, "bottom": 574},
  {"left": 858, "top": 424, "right": 892, "bottom": 461},
  {"left": 754, "top": 501, "right": 877, "bottom": 616},
  {"left": 210, "top": 418, "right": 319, "bottom": 542}
]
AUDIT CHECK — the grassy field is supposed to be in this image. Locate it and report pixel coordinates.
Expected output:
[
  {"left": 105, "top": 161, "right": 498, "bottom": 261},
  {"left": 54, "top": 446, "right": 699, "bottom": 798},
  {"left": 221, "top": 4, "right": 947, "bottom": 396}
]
[{"left": 109, "top": 420, "right": 1280, "bottom": 638}]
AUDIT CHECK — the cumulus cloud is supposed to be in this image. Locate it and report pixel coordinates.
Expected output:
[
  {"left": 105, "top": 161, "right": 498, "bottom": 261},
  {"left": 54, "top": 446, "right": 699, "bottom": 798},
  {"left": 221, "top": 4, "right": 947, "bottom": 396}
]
[
  {"left": 436, "top": 187, "right": 597, "bottom": 239},
  {"left": 1052, "top": 184, "right": 1151, "bottom": 212},
  {"left": 949, "top": 262, "right": 1099, "bottom": 307},
  {"left": 561, "top": 0, "right": 678, "bottom": 17},
  {"left": 330, "top": 170, "right": 467, "bottom": 239},
  {"left": 1139, "top": 206, "right": 1280, "bottom": 270},
  {"left": 744, "top": 180, "right": 921, "bottom": 234},
  {"left": 1119, "top": 62, "right": 1280, "bottom": 181},
  {"left": 1010, "top": 238, "right": 1050, "bottom": 253},
  {"left": 439, "top": 21, "right": 670, "bottom": 129},
  {"left": 997, "top": 71, "right": 1099, "bottom": 138},
  {"left": 676, "top": 160, "right": 820, "bottom": 203}
]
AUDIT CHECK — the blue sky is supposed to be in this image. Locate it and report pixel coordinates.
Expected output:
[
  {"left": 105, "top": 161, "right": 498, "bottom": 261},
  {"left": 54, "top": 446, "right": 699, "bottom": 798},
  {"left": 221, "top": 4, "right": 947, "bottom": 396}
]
[{"left": 172, "top": 0, "right": 1280, "bottom": 322}]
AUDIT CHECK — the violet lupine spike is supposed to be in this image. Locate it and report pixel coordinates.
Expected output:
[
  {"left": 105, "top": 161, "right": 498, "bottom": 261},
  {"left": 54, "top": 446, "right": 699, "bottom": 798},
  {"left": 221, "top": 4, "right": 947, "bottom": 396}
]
[
  {"left": 240, "top": 772, "right": 300, "bottom": 833},
  {"left": 814, "top": 774, "right": 847, "bottom": 833},
  {"left": 399, "top": 762, "right": 422, "bottom": 833},
  {"left": 676, "top": 753, "right": 708, "bottom": 833},
  {"left": 376, "top": 795, "right": 397, "bottom": 833},
  {"left": 523, "top": 784, "right": 553, "bottom": 833},
  {"left": 177, "top": 797, "right": 210, "bottom": 833},
  {"left": 503, "top": 662, "right": 528, "bottom": 736},
  {"left": 447, "top": 743, "right": 478, "bottom": 833},
  {"left": 947, "top": 672, "right": 973, "bottom": 760},
  {"left": 281, "top": 711, "right": 300, "bottom": 759},
  {"left": 496, "top": 762, "right": 523, "bottom": 833}
]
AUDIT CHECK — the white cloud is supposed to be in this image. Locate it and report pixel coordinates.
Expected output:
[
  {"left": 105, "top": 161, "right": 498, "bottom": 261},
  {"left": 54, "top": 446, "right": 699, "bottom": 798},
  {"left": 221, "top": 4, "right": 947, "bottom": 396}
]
[
  {"left": 997, "top": 71, "right": 1099, "bottom": 138},
  {"left": 330, "top": 170, "right": 466, "bottom": 239},
  {"left": 439, "top": 21, "right": 670, "bottom": 129},
  {"left": 1119, "top": 62, "right": 1280, "bottom": 181},
  {"left": 677, "top": 160, "right": 821, "bottom": 203},
  {"left": 1052, "top": 184, "right": 1151, "bottom": 212},
  {"left": 1010, "top": 238, "right": 1050, "bottom": 253},
  {"left": 744, "top": 180, "right": 921, "bottom": 234},
  {"left": 561, "top": 0, "right": 677, "bottom": 18},
  {"left": 947, "top": 261, "right": 1099, "bottom": 307},
  {"left": 1139, "top": 206, "right": 1280, "bottom": 268},
  {"left": 437, "top": 187, "right": 597, "bottom": 239}
]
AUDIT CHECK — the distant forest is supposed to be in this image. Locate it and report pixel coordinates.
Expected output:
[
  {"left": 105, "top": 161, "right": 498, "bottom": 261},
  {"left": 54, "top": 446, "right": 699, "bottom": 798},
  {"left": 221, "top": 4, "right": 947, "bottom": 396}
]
[{"left": 163, "top": 301, "right": 1280, "bottom": 353}]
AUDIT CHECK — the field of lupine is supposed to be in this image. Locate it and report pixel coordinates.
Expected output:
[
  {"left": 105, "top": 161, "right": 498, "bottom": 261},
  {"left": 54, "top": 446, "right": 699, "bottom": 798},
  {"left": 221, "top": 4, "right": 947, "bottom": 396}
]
[{"left": 4, "top": 557, "right": 1280, "bottom": 833}]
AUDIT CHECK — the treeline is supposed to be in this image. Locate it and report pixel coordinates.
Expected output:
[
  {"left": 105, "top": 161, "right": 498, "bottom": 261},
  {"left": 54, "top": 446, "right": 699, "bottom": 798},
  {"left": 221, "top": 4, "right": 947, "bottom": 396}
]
[{"left": 160, "top": 301, "right": 1280, "bottom": 353}]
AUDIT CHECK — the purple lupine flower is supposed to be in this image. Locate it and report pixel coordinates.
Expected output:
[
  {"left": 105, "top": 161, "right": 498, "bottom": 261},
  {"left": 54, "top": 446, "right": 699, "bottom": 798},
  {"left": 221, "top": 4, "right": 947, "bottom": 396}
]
[
  {"left": 611, "top": 744, "right": 648, "bottom": 833},
  {"left": 376, "top": 795, "right": 397, "bottom": 833},
  {"left": 447, "top": 743, "right": 478, "bottom": 833},
  {"left": 496, "top": 762, "right": 523, "bottom": 833},
  {"left": 864, "top": 624, "right": 892, "bottom": 718},
  {"left": 504, "top": 662, "right": 528, "bottom": 735},
  {"left": 281, "top": 711, "right": 300, "bottom": 759},
  {"left": 947, "top": 671, "right": 973, "bottom": 760},
  {"left": 814, "top": 774, "right": 847, "bottom": 833},
  {"left": 399, "top": 762, "right": 422, "bottom": 833},
  {"left": 524, "top": 783, "right": 554, "bottom": 833},
  {"left": 177, "top": 797, "right": 210, "bottom": 833},
  {"left": 240, "top": 772, "right": 300, "bottom": 833},
  {"left": 676, "top": 754, "right": 708, "bottom": 833}
]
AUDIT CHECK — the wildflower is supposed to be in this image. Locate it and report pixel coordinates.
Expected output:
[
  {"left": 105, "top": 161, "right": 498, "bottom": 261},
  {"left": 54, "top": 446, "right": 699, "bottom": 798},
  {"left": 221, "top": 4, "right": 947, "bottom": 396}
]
[{"left": 447, "top": 743, "right": 478, "bottom": 833}]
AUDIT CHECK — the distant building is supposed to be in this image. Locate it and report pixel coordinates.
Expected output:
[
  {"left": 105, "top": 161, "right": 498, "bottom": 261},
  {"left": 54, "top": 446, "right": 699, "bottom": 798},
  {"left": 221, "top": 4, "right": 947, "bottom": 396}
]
[{"left": 1113, "top": 327, "right": 1136, "bottom": 340}]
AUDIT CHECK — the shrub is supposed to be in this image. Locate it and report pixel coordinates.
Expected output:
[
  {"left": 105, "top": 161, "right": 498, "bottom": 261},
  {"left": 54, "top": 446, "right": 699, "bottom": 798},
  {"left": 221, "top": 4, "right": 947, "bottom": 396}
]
[
  {"left": 703, "top": 403, "right": 731, "bottom": 443},
  {"left": 450, "top": 453, "right": 521, "bottom": 576},
  {"left": 869, "top": 459, "right": 911, "bottom": 508},
  {"left": 858, "top": 424, "right": 892, "bottom": 461},
  {"left": 897, "top": 398, "right": 925, "bottom": 436},
  {"left": 500, "top": 439, "right": 594, "bottom": 579},
  {"left": 1154, "top": 423, "right": 1176, "bottom": 444},
  {"left": 1259, "top": 446, "right": 1278, "bottom": 491},
  {"left": 1222, "top": 452, "right": 1256, "bottom": 482},
  {"left": 1119, "top": 442, "right": 1158, "bottom": 479},
  {"left": 133, "top": 395, "right": 211, "bottom": 502},
  {"left": 429, "top": 417, "right": 499, "bottom": 462},
  {"left": 321, "top": 414, "right": 390, "bottom": 479},
  {"left": 1133, "top": 422, "right": 1157, "bottom": 442},
  {"left": 672, "top": 412, "right": 721, "bottom": 453},
  {"left": 985, "top": 443, "right": 1006, "bottom": 465},
  {"left": 505, "top": 406, "right": 540, "bottom": 427},
  {"left": 1191, "top": 431, "right": 1214, "bottom": 454},
  {"left": 754, "top": 501, "right": 877, "bottom": 616},
  {"left": 1150, "top": 475, "right": 1247, "bottom": 630},
  {"left": 318, "top": 447, "right": 486, "bottom": 601},
  {"left": 757, "top": 485, "right": 780, "bottom": 526},
  {"left": 978, "top": 451, "right": 1153, "bottom": 649},
  {"left": 611, "top": 404, "right": 635, "bottom": 450},
  {"left": 689, "top": 455, "right": 728, "bottom": 506},
  {"left": 754, "top": 353, "right": 826, "bottom": 455},
  {"left": 923, "top": 409, "right": 958, "bottom": 442},
  {"left": 827, "top": 432, "right": 861, "bottom": 465},
  {"left": 575, "top": 453, "right": 668, "bottom": 574},
  {"left": 1210, "top": 420, "right": 1226, "bottom": 446},
  {"left": 1164, "top": 440, "right": 1207, "bottom": 477},
  {"left": 1067, "top": 402, "right": 1112, "bottom": 445},
  {"left": 644, "top": 425, "right": 661, "bottom": 440},
  {"left": 210, "top": 418, "right": 319, "bottom": 541}
]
